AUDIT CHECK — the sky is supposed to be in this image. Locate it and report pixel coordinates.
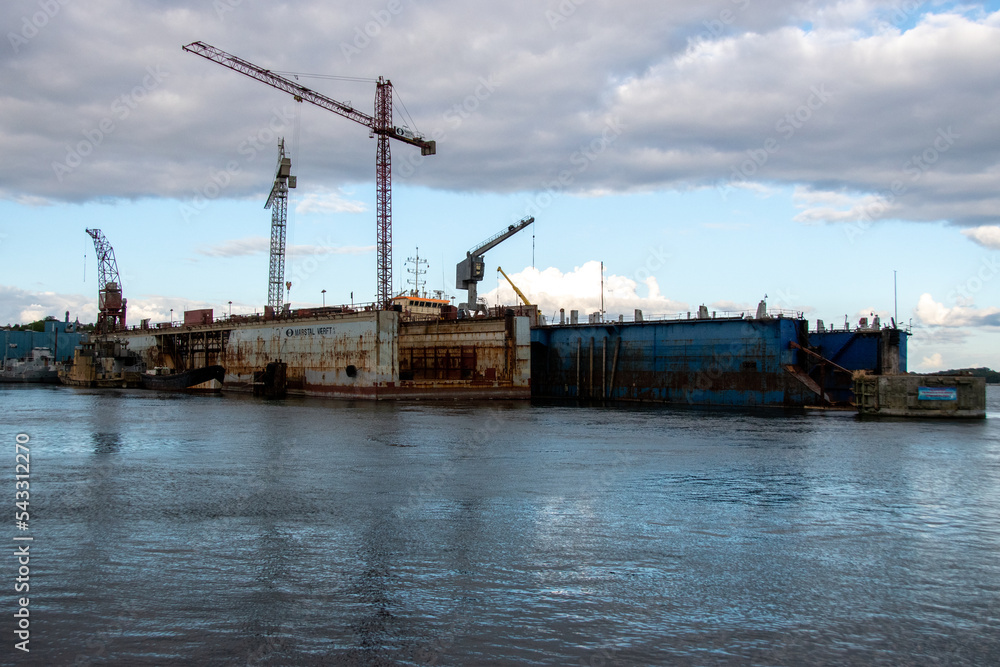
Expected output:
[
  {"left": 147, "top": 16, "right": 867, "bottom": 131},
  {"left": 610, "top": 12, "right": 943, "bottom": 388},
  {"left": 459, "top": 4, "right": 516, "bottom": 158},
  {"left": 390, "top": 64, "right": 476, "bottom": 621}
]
[{"left": 2, "top": 0, "right": 999, "bottom": 372}]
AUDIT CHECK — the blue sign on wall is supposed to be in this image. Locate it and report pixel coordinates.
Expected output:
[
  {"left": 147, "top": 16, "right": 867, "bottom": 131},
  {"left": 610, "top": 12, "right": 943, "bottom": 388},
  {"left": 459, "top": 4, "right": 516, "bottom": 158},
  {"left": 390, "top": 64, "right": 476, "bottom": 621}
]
[{"left": 918, "top": 386, "right": 957, "bottom": 401}]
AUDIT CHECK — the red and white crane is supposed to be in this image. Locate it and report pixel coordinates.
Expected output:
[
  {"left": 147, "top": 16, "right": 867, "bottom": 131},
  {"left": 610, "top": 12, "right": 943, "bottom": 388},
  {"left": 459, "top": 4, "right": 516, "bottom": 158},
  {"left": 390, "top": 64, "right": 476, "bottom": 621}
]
[{"left": 183, "top": 41, "right": 436, "bottom": 308}]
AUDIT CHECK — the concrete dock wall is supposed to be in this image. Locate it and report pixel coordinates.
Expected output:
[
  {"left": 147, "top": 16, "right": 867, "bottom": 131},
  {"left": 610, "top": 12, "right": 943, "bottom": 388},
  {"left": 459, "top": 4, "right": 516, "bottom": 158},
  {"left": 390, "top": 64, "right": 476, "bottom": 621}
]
[{"left": 855, "top": 374, "right": 986, "bottom": 418}]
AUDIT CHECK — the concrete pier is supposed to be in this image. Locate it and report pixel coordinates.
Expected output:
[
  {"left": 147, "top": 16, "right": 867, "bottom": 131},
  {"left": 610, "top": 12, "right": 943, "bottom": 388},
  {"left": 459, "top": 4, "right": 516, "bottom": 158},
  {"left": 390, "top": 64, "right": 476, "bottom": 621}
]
[{"left": 854, "top": 373, "right": 986, "bottom": 418}]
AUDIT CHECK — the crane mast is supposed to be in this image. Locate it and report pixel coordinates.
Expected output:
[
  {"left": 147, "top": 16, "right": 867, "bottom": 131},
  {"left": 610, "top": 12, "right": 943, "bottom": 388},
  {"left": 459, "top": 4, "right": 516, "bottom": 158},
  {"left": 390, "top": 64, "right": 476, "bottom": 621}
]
[
  {"left": 183, "top": 41, "right": 436, "bottom": 309},
  {"left": 85, "top": 228, "right": 126, "bottom": 335},
  {"left": 456, "top": 216, "right": 534, "bottom": 313},
  {"left": 265, "top": 139, "right": 296, "bottom": 314}
]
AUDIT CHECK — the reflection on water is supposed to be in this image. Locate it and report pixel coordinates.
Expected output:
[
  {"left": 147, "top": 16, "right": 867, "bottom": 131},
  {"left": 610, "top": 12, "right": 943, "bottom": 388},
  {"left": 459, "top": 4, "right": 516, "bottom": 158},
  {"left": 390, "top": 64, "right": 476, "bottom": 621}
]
[{"left": 6, "top": 385, "right": 999, "bottom": 664}]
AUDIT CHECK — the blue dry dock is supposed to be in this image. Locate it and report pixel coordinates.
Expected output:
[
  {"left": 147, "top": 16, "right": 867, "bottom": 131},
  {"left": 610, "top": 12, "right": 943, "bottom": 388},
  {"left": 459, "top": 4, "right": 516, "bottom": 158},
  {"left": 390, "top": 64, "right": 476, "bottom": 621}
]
[{"left": 530, "top": 304, "right": 907, "bottom": 408}]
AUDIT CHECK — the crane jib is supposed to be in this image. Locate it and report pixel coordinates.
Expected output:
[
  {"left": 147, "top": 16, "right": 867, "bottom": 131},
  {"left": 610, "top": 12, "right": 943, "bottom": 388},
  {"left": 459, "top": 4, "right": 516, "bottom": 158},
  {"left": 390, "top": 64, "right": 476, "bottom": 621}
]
[{"left": 182, "top": 40, "right": 436, "bottom": 308}]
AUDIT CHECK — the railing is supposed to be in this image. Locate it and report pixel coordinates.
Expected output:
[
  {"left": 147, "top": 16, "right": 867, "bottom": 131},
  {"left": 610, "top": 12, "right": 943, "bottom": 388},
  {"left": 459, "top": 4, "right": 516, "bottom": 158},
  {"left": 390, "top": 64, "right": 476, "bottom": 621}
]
[
  {"left": 540, "top": 308, "right": 805, "bottom": 326},
  {"left": 122, "top": 303, "right": 381, "bottom": 332}
]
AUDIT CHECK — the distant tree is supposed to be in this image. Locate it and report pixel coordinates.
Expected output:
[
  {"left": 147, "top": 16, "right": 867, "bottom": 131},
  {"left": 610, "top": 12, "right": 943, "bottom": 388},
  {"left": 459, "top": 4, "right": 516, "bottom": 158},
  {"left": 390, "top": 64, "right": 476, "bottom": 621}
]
[{"left": 932, "top": 367, "right": 1000, "bottom": 383}]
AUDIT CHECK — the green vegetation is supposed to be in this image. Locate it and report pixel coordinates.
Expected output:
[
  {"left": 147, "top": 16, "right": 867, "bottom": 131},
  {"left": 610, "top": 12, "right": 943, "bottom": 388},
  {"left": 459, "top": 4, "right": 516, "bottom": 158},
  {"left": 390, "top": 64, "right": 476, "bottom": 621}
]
[
  {"left": 931, "top": 367, "right": 1000, "bottom": 384},
  {"left": 2, "top": 317, "right": 94, "bottom": 332}
]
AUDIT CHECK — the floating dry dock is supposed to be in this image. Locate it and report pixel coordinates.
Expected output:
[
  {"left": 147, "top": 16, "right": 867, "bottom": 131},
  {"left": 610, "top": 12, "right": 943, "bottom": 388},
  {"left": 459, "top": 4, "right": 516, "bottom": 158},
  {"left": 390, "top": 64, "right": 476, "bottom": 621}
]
[
  {"left": 119, "top": 306, "right": 531, "bottom": 399},
  {"left": 530, "top": 307, "right": 907, "bottom": 408}
]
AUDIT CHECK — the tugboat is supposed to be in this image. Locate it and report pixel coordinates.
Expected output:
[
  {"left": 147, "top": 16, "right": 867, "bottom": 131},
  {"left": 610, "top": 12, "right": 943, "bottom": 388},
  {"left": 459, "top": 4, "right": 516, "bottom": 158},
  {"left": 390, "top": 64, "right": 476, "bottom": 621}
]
[
  {"left": 141, "top": 365, "right": 225, "bottom": 393},
  {"left": 58, "top": 337, "right": 143, "bottom": 388},
  {"left": 0, "top": 347, "right": 59, "bottom": 383}
]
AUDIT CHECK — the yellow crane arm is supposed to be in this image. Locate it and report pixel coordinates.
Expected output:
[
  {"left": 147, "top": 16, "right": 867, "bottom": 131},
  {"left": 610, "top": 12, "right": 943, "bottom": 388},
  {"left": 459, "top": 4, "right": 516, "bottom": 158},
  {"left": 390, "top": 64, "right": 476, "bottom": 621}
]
[{"left": 496, "top": 266, "right": 531, "bottom": 306}]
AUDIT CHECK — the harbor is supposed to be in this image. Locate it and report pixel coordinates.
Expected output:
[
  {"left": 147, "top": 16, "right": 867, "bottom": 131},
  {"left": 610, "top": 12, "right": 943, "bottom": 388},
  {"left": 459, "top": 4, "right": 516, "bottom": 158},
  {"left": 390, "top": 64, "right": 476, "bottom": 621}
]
[
  {"left": 5, "top": 3, "right": 1000, "bottom": 664},
  {"left": 6, "top": 383, "right": 998, "bottom": 664}
]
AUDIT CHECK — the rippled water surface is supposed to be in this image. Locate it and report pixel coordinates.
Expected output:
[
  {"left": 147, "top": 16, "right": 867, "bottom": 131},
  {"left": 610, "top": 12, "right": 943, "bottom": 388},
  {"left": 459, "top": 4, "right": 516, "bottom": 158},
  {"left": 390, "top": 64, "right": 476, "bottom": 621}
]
[{"left": 5, "top": 385, "right": 1000, "bottom": 665}]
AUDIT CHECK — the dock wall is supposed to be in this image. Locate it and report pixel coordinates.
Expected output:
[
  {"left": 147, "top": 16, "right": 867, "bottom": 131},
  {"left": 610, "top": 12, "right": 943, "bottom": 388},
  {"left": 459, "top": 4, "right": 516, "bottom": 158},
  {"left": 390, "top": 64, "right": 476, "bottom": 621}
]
[
  {"left": 530, "top": 316, "right": 817, "bottom": 407},
  {"left": 120, "top": 310, "right": 531, "bottom": 400},
  {"left": 854, "top": 374, "right": 986, "bottom": 418}
]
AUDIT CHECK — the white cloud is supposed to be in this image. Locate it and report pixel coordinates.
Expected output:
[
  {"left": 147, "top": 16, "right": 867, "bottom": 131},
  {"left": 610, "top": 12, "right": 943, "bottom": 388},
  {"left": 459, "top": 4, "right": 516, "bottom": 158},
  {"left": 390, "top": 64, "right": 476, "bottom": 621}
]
[
  {"left": 914, "top": 293, "right": 1000, "bottom": 328},
  {"left": 294, "top": 189, "right": 367, "bottom": 215},
  {"left": 961, "top": 225, "right": 1000, "bottom": 250},
  {"left": 197, "top": 237, "right": 374, "bottom": 258},
  {"left": 482, "top": 260, "right": 686, "bottom": 319},
  {"left": 0, "top": 285, "right": 262, "bottom": 327},
  {"left": 918, "top": 352, "right": 945, "bottom": 371},
  {"left": 0, "top": 286, "right": 95, "bottom": 326}
]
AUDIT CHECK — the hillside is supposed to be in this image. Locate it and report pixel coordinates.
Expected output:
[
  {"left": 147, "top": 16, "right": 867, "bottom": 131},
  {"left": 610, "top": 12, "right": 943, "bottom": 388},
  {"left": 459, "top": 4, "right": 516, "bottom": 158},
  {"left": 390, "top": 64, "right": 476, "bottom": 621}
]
[{"left": 929, "top": 367, "right": 1000, "bottom": 384}]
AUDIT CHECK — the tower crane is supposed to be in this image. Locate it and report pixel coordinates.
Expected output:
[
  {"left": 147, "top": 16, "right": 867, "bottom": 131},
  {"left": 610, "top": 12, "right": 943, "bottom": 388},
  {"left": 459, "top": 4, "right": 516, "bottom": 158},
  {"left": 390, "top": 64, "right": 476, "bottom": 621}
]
[
  {"left": 497, "top": 266, "right": 532, "bottom": 306},
  {"left": 265, "top": 138, "right": 296, "bottom": 314},
  {"left": 456, "top": 216, "right": 534, "bottom": 313},
  {"left": 183, "top": 41, "right": 436, "bottom": 309},
  {"left": 85, "top": 228, "right": 126, "bottom": 335}
]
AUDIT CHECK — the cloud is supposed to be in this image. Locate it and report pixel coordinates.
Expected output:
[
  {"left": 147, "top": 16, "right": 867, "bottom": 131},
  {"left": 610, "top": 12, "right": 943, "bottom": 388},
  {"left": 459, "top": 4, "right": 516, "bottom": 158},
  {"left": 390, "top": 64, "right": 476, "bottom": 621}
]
[
  {"left": 196, "top": 238, "right": 268, "bottom": 258},
  {"left": 294, "top": 189, "right": 367, "bottom": 214},
  {"left": 1, "top": 2, "right": 999, "bottom": 232},
  {"left": 0, "top": 285, "right": 95, "bottom": 326},
  {"left": 196, "top": 237, "right": 374, "bottom": 258},
  {"left": 962, "top": 225, "right": 1000, "bottom": 249},
  {"left": 482, "top": 260, "right": 686, "bottom": 319},
  {"left": 914, "top": 293, "right": 1000, "bottom": 328},
  {"left": 0, "top": 285, "right": 260, "bottom": 326},
  {"left": 917, "top": 352, "right": 945, "bottom": 371}
]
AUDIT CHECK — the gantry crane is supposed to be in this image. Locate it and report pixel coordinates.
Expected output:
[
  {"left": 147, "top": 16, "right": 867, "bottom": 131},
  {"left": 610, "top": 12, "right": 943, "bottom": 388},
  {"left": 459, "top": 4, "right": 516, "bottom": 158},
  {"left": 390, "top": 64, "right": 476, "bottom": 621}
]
[
  {"left": 183, "top": 41, "right": 436, "bottom": 309},
  {"left": 85, "top": 228, "right": 126, "bottom": 335},
  {"left": 265, "top": 139, "right": 296, "bottom": 314},
  {"left": 456, "top": 216, "right": 534, "bottom": 313},
  {"left": 497, "top": 266, "right": 532, "bottom": 306}
]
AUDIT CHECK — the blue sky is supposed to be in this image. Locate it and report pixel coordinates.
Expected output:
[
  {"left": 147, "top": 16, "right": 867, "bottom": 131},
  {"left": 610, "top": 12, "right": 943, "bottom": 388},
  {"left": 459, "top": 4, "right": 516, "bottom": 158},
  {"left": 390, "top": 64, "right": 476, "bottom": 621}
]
[{"left": 2, "top": 0, "right": 999, "bottom": 371}]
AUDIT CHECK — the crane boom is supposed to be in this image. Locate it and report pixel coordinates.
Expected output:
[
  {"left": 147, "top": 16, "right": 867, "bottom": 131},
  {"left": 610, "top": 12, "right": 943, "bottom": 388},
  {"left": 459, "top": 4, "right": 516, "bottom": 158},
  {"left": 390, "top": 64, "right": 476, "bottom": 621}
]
[
  {"left": 467, "top": 216, "right": 535, "bottom": 257},
  {"left": 85, "top": 228, "right": 127, "bottom": 335},
  {"left": 182, "top": 42, "right": 436, "bottom": 153},
  {"left": 497, "top": 266, "right": 531, "bottom": 306},
  {"left": 456, "top": 216, "right": 534, "bottom": 312},
  {"left": 183, "top": 41, "right": 436, "bottom": 308}
]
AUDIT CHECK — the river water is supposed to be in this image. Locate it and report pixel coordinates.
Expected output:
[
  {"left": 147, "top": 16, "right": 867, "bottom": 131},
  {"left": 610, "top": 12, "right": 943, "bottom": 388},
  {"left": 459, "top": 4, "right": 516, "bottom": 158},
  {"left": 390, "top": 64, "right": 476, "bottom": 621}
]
[{"left": 4, "top": 385, "right": 999, "bottom": 665}]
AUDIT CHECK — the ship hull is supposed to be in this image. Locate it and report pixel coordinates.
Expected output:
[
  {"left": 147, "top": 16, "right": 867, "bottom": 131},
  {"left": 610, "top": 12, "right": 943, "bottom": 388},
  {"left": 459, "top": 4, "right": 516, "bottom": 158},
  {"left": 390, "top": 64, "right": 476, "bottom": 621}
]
[
  {"left": 0, "top": 370, "right": 59, "bottom": 383},
  {"left": 119, "top": 310, "right": 531, "bottom": 400},
  {"left": 141, "top": 365, "right": 225, "bottom": 393}
]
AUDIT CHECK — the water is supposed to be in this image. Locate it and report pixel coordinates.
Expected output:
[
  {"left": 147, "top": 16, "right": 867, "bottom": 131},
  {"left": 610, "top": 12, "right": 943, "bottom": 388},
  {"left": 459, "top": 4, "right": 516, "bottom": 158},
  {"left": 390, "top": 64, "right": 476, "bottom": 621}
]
[{"left": 4, "top": 385, "right": 1000, "bottom": 665}]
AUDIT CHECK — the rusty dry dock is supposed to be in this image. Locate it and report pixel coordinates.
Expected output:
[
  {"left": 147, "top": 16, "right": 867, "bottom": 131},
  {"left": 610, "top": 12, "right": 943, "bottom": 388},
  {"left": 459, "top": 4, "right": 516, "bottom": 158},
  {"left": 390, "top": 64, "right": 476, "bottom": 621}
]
[{"left": 119, "top": 308, "right": 531, "bottom": 400}]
